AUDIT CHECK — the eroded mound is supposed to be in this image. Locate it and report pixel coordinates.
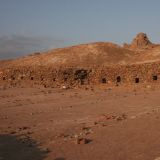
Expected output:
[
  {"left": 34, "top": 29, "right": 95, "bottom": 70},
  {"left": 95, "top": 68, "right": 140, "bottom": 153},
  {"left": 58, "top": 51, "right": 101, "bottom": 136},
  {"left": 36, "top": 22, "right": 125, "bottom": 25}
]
[{"left": 0, "top": 33, "right": 160, "bottom": 69}]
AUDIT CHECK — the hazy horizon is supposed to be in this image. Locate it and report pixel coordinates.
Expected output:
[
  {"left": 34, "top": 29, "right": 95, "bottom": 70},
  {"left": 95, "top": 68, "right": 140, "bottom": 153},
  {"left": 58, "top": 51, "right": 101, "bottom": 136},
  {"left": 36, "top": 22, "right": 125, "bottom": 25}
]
[{"left": 0, "top": 0, "right": 160, "bottom": 59}]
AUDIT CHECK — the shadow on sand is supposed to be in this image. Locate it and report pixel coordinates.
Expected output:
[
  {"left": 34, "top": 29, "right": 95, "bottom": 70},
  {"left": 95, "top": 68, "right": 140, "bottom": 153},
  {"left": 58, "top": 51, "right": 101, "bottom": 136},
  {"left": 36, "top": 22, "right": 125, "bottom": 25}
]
[{"left": 0, "top": 134, "right": 48, "bottom": 160}]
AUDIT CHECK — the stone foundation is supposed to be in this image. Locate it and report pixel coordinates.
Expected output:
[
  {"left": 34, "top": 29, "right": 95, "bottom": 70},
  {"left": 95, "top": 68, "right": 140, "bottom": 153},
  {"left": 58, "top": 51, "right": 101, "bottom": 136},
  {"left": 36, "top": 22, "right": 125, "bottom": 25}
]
[{"left": 0, "top": 61, "right": 160, "bottom": 88}]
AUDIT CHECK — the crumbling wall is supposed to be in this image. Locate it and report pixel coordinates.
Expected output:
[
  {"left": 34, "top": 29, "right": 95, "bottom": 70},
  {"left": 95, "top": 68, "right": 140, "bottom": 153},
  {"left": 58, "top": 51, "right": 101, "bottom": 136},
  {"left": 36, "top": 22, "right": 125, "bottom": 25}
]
[{"left": 1, "top": 61, "right": 160, "bottom": 88}]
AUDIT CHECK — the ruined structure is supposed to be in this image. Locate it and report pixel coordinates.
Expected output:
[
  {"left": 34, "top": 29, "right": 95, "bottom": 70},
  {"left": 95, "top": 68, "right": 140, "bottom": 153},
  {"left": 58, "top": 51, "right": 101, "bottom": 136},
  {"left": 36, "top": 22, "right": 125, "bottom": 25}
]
[{"left": 0, "top": 33, "right": 160, "bottom": 88}]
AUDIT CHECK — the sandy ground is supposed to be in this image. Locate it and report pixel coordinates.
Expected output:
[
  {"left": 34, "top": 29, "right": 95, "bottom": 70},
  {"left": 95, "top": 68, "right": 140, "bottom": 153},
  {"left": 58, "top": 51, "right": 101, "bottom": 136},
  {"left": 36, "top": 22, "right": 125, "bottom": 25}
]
[{"left": 1, "top": 85, "right": 160, "bottom": 160}]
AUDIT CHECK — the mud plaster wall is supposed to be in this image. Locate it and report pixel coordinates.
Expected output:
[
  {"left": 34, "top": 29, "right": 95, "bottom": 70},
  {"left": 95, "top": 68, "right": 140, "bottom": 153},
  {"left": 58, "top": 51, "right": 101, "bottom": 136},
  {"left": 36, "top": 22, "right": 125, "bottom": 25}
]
[{"left": 0, "top": 62, "right": 160, "bottom": 88}]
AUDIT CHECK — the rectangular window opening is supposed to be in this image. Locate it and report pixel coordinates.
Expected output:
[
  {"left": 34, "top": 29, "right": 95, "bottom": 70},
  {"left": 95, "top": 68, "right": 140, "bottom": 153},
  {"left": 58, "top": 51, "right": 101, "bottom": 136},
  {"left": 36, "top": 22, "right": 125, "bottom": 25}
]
[
  {"left": 117, "top": 76, "right": 121, "bottom": 83},
  {"left": 153, "top": 75, "right": 158, "bottom": 81},
  {"left": 135, "top": 78, "right": 139, "bottom": 83}
]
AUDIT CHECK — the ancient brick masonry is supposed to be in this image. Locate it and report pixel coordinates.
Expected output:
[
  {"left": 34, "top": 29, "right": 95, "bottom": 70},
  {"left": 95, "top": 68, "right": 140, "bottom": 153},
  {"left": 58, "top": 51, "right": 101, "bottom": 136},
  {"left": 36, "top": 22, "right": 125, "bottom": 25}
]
[
  {"left": 1, "top": 32, "right": 159, "bottom": 88},
  {"left": 0, "top": 61, "right": 160, "bottom": 88}
]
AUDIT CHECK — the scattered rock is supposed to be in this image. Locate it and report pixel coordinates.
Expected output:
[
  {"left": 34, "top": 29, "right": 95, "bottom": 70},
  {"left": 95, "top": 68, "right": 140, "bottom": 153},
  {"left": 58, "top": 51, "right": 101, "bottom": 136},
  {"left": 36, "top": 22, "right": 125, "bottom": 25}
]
[
  {"left": 116, "top": 114, "right": 127, "bottom": 121},
  {"left": 75, "top": 138, "right": 90, "bottom": 145},
  {"left": 122, "top": 113, "right": 127, "bottom": 119},
  {"left": 62, "top": 85, "right": 69, "bottom": 90},
  {"left": 81, "top": 127, "right": 90, "bottom": 131},
  {"left": 97, "top": 114, "right": 112, "bottom": 122},
  {"left": 116, "top": 117, "right": 123, "bottom": 121},
  {"left": 18, "top": 126, "right": 30, "bottom": 132},
  {"left": 81, "top": 127, "right": 93, "bottom": 135},
  {"left": 22, "top": 126, "right": 29, "bottom": 130},
  {"left": 111, "top": 115, "right": 117, "bottom": 119}
]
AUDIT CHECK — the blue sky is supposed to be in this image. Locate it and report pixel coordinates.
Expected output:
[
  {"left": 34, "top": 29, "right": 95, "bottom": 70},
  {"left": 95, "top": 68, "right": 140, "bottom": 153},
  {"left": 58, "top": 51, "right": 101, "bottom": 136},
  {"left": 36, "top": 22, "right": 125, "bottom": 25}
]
[{"left": 0, "top": 0, "right": 160, "bottom": 59}]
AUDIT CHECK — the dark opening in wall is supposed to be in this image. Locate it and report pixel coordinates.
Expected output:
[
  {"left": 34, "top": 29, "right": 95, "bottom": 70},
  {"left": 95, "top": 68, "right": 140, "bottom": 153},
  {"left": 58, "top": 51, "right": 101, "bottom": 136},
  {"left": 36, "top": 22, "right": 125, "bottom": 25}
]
[
  {"left": 74, "top": 70, "right": 88, "bottom": 86},
  {"left": 21, "top": 76, "right": 24, "bottom": 80},
  {"left": 135, "top": 78, "right": 139, "bottom": 83},
  {"left": 74, "top": 69, "right": 88, "bottom": 80},
  {"left": 102, "top": 78, "right": 107, "bottom": 84},
  {"left": 153, "top": 75, "right": 158, "bottom": 81},
  {"left": 3, "top": 77, "right": 6, "bottom": 80},
  {"left": 53, "top": 78, "right": 56, "bottom": 81},
  {"left": 31, "top": 77, "right": 34, "bottom": 80},
  {"left": 80, "top": 80, "right": 85, "bottom": 85},
  {"left": 63, "top": 70, "right": 71, "bottom": 82},
  {"left": 116, "top": 76, "right": 121, "bottom": 83}
]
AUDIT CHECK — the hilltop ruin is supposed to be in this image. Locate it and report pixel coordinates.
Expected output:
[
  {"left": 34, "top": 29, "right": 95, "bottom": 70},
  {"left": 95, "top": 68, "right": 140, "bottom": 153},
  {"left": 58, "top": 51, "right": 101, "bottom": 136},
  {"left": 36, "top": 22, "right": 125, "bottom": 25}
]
[{"left": 0, "top": 33, "right": 160, "bottom": 88}]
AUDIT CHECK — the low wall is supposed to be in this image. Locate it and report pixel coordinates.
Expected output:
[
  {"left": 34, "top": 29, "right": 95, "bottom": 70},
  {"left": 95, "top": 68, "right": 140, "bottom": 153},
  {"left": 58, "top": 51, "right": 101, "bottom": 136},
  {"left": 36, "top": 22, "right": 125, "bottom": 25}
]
[{"left": 0, "top": 61, "right": 160, "bottom": 88}]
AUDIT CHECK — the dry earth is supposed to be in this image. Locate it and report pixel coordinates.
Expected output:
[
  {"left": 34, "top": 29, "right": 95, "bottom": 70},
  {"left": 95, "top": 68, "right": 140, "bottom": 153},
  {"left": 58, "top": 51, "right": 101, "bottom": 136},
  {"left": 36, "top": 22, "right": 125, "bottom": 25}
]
[
  {"left": 1, "top": 33, "right": 160, "bottom": 68},
  {"left": 1, "top": 84, "right": 160, "bottom": 160}
]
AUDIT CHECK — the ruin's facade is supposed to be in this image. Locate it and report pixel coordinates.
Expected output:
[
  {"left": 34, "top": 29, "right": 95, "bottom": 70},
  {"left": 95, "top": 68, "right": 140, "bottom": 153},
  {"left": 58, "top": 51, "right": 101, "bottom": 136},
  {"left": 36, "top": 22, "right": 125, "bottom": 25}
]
[{"left": 0, "top": 60, "right": 160, "bottom": 88}]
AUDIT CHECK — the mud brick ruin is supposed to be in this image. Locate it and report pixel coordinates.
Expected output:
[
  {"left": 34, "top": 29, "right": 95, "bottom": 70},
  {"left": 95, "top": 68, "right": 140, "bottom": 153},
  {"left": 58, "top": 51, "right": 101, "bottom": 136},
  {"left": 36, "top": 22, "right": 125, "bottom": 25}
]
[
  {"left": 0, "top": 33, "right": 160, "bottom": 88},
  {"left": 0, "top": 61, "right": 160, "bottom": 88}
]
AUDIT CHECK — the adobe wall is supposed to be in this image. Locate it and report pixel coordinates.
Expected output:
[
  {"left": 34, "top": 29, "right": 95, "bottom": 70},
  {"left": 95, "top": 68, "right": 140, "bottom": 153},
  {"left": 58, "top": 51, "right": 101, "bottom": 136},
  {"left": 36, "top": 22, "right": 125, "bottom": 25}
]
[{"left": 0, "top": 61, "right": 160, "bottom": 88}]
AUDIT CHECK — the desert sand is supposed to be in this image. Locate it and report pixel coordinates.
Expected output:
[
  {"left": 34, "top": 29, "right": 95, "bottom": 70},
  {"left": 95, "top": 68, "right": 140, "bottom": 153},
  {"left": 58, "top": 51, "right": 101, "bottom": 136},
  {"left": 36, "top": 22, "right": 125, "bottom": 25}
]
[{"left": 1, "top": 84, "right": 160, "bottom": 160}]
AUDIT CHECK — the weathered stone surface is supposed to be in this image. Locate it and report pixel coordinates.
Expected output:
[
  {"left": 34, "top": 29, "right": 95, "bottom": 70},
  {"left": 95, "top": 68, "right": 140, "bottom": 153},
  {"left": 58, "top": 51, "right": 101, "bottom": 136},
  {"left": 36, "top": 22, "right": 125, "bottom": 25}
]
[
  {"left": 0, "top": 33, "right": 160, "bottom": 88},
  {"left": 131, "top": 32, "right": 152, "bottom": 49}
]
